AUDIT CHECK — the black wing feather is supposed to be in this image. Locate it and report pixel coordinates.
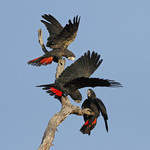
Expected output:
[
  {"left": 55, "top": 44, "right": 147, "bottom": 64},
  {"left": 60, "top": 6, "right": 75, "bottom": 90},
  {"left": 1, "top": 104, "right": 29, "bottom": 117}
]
[
  {"left": 94, "top": 98, "right": 108, "bottom": 131},
  {"left": 57, "top": 51, "right": 102, "bottom": 84},
  {"left": 41, "top": 14, "right": 63, "bottom": 33},
  {"left": 50, "top": 15, "right": 80, "bottom": 48},
  {"left": 41, "top": 14, "right": 63, "bottom": 48},
  {"left": 64, "top": 77, "right": 122, "bottom": 89}
]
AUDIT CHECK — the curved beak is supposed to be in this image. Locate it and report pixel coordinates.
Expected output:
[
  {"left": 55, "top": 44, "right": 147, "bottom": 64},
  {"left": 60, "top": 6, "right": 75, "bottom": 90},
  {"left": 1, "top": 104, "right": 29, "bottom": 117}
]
[{"left": 68, "top": 56, "right": 75, "bottom": 61}]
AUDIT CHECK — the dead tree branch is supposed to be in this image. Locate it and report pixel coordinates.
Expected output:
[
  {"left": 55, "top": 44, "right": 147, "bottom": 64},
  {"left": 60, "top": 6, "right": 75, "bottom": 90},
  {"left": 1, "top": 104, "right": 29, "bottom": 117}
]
[
  {"left": 37, "top": 29, "right": 94, "bottom": 150},
  {"left": 38, "top": 29, "right": 48, "bottom": 53}
]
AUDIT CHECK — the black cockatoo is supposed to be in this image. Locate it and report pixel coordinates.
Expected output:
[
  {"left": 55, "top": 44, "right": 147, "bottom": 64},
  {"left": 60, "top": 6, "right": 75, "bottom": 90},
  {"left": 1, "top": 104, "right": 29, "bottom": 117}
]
[
  {"left": 37, "top": 51, "right": 122, "bottom": 102},
  {"left": 80, "top": 89, "right": 108, "bottom": 135},
  {"left": 28, "top": 14, "right": 80, "bottom": 66}
]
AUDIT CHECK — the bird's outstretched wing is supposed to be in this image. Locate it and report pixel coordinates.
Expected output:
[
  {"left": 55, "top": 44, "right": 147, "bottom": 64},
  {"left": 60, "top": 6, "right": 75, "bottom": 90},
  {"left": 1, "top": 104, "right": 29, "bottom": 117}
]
[
  {"left": 49, "top": 15, "right": 80, "bottom": 49},
  {"left": 64, "top": 77, "right": 122, "bottom": 89},
  {"left": 57, "top": 51, "right": 102, "bottom": 84},
  {"left": 41, "top": 14, "right": 63, "bottom": 47}
]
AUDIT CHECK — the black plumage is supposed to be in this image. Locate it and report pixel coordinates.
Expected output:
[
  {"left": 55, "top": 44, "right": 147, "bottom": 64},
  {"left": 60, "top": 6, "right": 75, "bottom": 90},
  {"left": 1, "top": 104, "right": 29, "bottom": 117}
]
[
  {"left": 37, "top": 51, "right": 122, "bottom": 102},
  {"left": 28, "top": 14, "right": 80, "bottom": 66},
  {"left": 42, "top": 14, "right": 80, "bottom": 49},
  {"left": 80, "top": 89, "right": 108, "bottom": 135}
]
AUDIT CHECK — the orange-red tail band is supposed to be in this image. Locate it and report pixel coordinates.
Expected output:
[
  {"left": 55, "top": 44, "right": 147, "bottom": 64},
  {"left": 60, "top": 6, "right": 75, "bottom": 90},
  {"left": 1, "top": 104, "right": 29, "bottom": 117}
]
[
  {"left": 84, "top": 120, "right": 89, "bottom": 126},
  {"left": 84, "top": 118, "right": 97, "bottom": 127},
  {"left": 28, "top": 57, "right": 40, "bottom": 63},
  {"left": 92, "top": 118, "right": 97, "bottom": 125},
  {"left": 40, "top": 57, "right": 53, "bottom": 65},
  {"left": 50, "top": 87, "right": 62, "bottom": 97},
  {"left": 28, "top": 57, "right": 53, "bottom": 66}
]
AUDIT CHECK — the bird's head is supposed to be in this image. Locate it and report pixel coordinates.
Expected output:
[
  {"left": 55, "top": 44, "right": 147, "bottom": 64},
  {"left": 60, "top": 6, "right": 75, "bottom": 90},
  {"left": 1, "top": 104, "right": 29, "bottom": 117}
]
[{"left": 87, "top": 89, "right": 96, "bottom": 99}]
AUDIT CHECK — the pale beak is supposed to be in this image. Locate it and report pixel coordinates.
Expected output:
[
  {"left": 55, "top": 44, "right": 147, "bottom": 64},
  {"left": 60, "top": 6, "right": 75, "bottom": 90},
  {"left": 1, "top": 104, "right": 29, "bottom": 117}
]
[
  {"left": 68, "top": 56, "right": 75, "bottom": 61},
  {"left": 87, "top": 89, "right": 91, "bottom": 97}
]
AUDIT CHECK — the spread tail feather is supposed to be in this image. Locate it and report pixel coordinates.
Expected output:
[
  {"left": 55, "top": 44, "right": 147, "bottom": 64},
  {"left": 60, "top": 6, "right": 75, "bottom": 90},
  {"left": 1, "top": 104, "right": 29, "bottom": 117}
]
[
  {"left": 80, "top": 120, "right": 91, "bottom": 135},
  {"left": 28, "top": 56, "right": 53, "bottom": 66},
  {"left": 80, "top": 118, "right": 97, "bottom": 135},
  {"left": 36, "top": 84, "right": 63, "bottom": 97}
]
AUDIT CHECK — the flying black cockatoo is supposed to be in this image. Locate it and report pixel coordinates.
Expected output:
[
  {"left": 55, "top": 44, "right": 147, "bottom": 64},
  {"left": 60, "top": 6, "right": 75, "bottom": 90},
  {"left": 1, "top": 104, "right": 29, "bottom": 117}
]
[
  {"left": 28, "top": 14, "right": 80, "bottom": 66},
  {"left": 37, "top": 51, "right": 122, "bottom": 102},
  {"left": 80, "top": 89, "right": 108, "bottom": 135}
]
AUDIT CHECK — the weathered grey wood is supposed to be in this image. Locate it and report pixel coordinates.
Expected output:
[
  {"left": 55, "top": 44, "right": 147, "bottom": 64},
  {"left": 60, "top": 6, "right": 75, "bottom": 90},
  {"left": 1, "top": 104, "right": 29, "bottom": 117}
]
[
  {"left": 38, "top": 29, "right": 48, "bottom": 53},
  {"left": 37, "top": 29, "right": 94, "bottom": 150},
  {"left": 55, "top": 59, "right": 65, "bottom": 79},
  {"left": 38, "top": 96, "right": 94, "bottom": 150}
]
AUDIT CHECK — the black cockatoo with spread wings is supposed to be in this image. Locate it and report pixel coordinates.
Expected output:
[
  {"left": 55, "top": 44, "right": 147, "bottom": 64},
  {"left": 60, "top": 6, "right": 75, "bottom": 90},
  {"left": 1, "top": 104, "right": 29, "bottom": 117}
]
[
  {"left": 28, "top": 14, "right": 80, "bottom": 66},
  {"left": 37, "top": 51, "right": 122, "bottom": 102}
]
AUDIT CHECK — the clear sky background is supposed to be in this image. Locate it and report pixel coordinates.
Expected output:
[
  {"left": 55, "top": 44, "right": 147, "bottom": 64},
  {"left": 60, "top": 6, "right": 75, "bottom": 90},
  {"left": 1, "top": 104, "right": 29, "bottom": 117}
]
[{"left": 1, "top": 0, "right": 150, "bottom": 150}]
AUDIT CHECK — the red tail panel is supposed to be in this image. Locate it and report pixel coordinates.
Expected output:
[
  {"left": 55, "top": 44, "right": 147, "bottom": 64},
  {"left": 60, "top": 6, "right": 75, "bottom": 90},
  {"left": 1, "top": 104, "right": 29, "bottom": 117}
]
[
  {"left": 84, "top": 118, "right": 97, "bottom": 128},
  {"left": 40, "top": 57, "right": 53, "bottom": 65},
  {"left": 84, "top": 120, "right": 89, "bottom": 125},
  {"left": 50, "top": 87, "right": 62, "bottom": 97},
  {"left": 92, "top": 118, "right": 97, "bottom": 125},
  {"left": 28, "top": 57, "right": 53, "bottom": 66},
  {"left": 28, "top": 57, "right": 40, "bottom": 63}
]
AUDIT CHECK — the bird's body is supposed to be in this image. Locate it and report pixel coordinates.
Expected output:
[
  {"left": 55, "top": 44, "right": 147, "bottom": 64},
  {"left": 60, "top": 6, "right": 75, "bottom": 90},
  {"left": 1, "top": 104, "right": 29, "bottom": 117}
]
[
  {"left": 28, "top": 14, "right": 80, "bottom": 66},
  {"left": 37, "top": 51, "right": 122, "bottom": 102},
  {"left": 80, "top": 89, "right": 108, "bottom": 135}
]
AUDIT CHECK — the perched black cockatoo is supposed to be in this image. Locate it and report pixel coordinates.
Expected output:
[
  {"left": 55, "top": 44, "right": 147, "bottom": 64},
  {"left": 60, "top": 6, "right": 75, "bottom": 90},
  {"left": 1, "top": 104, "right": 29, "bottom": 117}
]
[
  {"left": 28, "top": 14, "right": 80, "bottom": 66},
  {"left": 80, "top": 89, "right": 108, "bottom": 135},
  {"left": 37, "top": 51, "right": 122, "bottom": 102}
]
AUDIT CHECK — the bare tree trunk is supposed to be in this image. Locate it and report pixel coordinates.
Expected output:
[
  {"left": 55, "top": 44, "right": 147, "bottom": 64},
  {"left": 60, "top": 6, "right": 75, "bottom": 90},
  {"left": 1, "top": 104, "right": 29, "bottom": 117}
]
[{"left": 37, "top": 29, "right": 94, "bottom": 150}]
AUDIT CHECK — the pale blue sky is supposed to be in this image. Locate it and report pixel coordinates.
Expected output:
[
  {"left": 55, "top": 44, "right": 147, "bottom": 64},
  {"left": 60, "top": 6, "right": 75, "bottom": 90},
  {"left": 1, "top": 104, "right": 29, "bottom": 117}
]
[{"left": 1, "top": 0, "right": 150, "bottom": 150}]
